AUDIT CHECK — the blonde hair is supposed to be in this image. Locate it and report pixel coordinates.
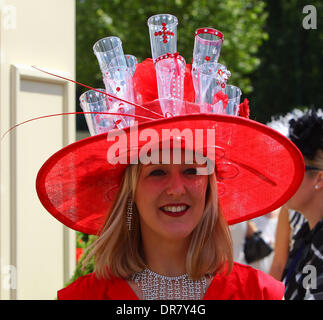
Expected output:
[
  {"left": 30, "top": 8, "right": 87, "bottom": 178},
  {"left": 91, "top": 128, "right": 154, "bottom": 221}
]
[{"left": 83, "top": 164, "right": 233, "bottom": 280}]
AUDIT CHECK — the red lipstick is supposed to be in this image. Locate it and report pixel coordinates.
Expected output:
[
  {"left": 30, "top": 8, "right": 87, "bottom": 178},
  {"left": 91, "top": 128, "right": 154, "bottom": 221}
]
[{"left": 159, "top": 203, "right": 190, "bottom": 217}]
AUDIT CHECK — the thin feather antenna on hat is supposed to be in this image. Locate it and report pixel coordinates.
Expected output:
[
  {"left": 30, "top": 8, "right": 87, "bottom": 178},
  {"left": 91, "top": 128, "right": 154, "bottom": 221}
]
[
  {"left": 1, "top": 66, "right": 164, "bottom": 141},
  {"left": 31, "top": 66, "right": 164, "bottom": 119},
  {"left": 0, "top": 111, "right": 154, "bottom": 142}
]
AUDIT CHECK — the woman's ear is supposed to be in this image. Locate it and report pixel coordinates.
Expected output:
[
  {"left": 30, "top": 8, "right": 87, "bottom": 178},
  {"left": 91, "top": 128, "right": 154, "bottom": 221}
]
[{"left": 314, "top": 171, "right": 323, "bottom": 190}]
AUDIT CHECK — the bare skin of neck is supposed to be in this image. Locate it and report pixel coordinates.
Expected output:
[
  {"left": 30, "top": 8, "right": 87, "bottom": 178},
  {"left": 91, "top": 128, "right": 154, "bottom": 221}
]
[
  {"left": 302, "top": 194, "right": 323, "bottom": 230},
  {"left": 141, "top": 229, "right": 190, "bottom": 276}
]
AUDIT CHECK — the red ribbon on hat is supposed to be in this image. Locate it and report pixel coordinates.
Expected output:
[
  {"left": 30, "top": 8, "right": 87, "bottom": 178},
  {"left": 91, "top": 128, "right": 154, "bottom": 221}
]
[
  {"left": 213, "top": 91, "right": 229, "bottom": 109},
  {"left": 172, "top": 52, "right": 180, "bottom": 74},
  {"left": 154, "top": 52, "right": 184, "bottom": 63},
  {"left": 238, "top": 98, "right": 250, "bottom": 118}
]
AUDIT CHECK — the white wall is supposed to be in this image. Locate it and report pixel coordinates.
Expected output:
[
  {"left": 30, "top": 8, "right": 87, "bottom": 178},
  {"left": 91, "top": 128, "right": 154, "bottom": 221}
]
[{"left": 0, "top": 0, "right": 76, "bottom": 299}]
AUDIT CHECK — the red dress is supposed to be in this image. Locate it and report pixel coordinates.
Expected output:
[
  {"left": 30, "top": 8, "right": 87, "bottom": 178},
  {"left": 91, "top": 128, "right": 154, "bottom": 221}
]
[{"left": 58, "top": 262, "right": 284, "bottom": 300}]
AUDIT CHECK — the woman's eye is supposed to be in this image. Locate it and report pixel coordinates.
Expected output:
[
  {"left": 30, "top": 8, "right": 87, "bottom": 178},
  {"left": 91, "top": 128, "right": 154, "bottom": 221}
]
[
  {"left": 149, "top": 169, "right": 166, "bottom": 176},
  {"left": 184, "top": 168, "right": 197, "bottom": 175}
]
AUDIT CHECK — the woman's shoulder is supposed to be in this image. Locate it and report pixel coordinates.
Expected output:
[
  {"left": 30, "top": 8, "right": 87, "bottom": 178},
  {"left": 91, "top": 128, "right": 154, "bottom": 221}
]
[
  {"left": 205, "top": 262, "right": 285, "bottom": 300},
  {"left": 59, "top": 264, "right": 285, "bottom": 300},
  {"left": 57, "top": 272, "right": 137, "bottom": 300},
  {"left": 232, "top": 262, "right": 285, "bottom": 299},
  {"left": 57, "top": 273, "right": 106, "bottom": 300}
]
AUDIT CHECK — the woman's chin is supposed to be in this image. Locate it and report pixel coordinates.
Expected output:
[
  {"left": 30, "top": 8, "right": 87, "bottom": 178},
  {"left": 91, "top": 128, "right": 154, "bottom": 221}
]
[{"left": 158, "top": 225, "right": 194, "bottom": 242}]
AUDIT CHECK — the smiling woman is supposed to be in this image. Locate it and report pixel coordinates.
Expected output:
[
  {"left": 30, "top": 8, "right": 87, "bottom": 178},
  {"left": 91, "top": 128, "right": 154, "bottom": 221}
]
[
  {"left": 34, "top": 14, "right": 305, "bottom": 300},
  {"left": 73, "top": 159, "right": 233, "bottom": 300},
  {"left": 52, "top": 142, "right": 292, "bottom": 300}
]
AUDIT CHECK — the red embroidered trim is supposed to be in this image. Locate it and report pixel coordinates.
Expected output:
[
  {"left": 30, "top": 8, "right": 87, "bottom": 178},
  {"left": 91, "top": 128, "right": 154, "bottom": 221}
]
[
  {"left": 195, "top": 28, "right": 224, "bottom": 41},
  {"left": 154, "top": 52, "right": 186, "bottom": 64}
]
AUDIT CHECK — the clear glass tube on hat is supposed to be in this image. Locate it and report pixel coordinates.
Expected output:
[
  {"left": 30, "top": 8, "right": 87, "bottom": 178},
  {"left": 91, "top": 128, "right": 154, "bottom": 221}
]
[
  {"left": 108, "top": 55, "right": 127, "bottom": 68},
  {"left": 224, "top": 85, "right": 242, "bottom": 116},
  {"left": 125, "top": 54, "right": 138, "bottom": 76},
  {"left": 93, "top": 36, "right": 127, "bottom": 72},
  {"left": 192, "top": 28, "right": 224, "bottom": 103},
  {"left": 197, "top": 62, "right": 231, "bottom": 112},
  {"left": 192, "top": 28, "right": 223, "bottom": 67},
  {"left": 155, "top": 55, "right": 186, "bottom": 116},
  {"left": 147, "top": 14, "right": 178, "bottom": 61},
  {"left": 80, "top": 89, "right": 117, "bottom": 135},
  {"left": 102, "top": 65, "right": 135, "bottom": 127},
  {"left": 109, "top": 54, "right": 138, "bottom": 76}
]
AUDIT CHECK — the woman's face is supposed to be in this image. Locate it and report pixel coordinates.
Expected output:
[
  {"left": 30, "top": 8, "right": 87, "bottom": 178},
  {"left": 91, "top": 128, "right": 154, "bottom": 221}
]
[
  {"left": 286, "top": 164, "right": 318, "bottom": 213},
  {"left": 135, "top": 162, "right": 209, "bottom": 242}
]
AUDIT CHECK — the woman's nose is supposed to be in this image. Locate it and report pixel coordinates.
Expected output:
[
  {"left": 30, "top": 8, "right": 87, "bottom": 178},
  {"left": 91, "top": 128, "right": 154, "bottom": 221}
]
[{"left": 165, "top": 171, "right": 186, "bottom": 197}]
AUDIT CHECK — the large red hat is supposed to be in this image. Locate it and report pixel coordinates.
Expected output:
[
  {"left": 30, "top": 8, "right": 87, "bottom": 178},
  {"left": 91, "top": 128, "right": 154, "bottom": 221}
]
[
  {"left": 36, "top": 109, "right": 304, "bottom": 235},
  {"left": 35, "top": 17, "right": 304, "bottom": 235}
]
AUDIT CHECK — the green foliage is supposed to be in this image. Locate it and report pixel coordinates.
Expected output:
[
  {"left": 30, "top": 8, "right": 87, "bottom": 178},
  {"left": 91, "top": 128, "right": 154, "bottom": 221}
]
[
  {"left": 76, "top": 0, "right": 323, "bottom": 127},
  {"left": 250, "top": 0, "right": 323, "bottom": 123},
  {"left": 65, "top": 233, "right": 97, "bottom": 287},
  {"left": 76, "top": 0, "right": 268, "bottom": 95}
]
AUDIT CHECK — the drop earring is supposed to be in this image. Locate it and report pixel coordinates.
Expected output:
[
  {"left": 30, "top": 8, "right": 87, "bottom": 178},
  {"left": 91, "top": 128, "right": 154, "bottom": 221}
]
[{"left": 126, "top": 198, "right": 134, "bottom": 230}]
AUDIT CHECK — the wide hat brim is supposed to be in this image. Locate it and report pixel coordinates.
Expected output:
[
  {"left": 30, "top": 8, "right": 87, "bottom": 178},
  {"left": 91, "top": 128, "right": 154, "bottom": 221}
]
[{"left": 36, "top": 113, "right": 304, "bottom": 235}]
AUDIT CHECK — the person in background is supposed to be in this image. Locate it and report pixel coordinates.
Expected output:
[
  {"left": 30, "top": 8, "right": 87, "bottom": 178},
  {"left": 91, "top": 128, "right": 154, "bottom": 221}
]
[
  {"left": 249, "top": 210, "right": 279, "bottom": 273},
  {"left": 229, "top": 221, "right": 248, "bottom": 264},
  {"left": 231, "top": 110, "right": 310, "bottom": 275},
  {"left": 280, "top": 108, "right": 323, "bottom": 299},
  {"left": 230, "top": 214, "right": 278, "bottom": 274},
  {"left": 267, "top": 109, "right": 309, "bottom": 281},
  {"left": 269, "top": 206, "right": 307, "bottom": 280}
]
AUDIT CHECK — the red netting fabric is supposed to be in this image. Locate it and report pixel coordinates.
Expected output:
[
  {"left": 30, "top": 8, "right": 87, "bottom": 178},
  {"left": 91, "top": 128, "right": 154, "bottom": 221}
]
[{"left": 36, "top": 114, "right": 304, "bottom": 235}]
